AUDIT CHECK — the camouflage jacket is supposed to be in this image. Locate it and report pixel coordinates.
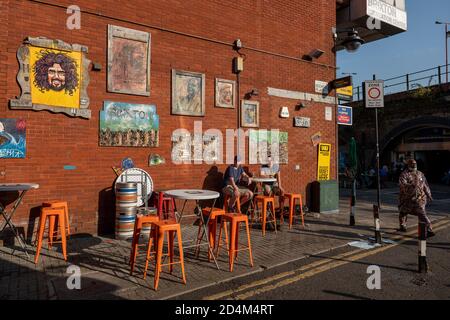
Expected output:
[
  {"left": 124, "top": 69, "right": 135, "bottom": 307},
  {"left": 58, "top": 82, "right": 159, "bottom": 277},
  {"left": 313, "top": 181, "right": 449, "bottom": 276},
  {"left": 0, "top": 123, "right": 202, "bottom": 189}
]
[{"left": 398, "top": 170, "right": 432, "bottom": 213}]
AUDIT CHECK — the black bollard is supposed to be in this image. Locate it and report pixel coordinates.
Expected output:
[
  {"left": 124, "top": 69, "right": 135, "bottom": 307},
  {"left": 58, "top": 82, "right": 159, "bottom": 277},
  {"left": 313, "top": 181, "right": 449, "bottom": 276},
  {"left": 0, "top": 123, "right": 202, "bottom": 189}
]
[
  {"left": 373, "top": 205, "right": 382, "bottom": 244},
  {"left": 418, "top": 222, "right": 428, "bottom": 273}
]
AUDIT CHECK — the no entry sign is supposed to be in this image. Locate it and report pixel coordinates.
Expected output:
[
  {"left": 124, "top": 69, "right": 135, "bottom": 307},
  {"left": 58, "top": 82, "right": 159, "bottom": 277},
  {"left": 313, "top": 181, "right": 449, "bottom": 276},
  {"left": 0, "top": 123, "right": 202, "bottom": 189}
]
[{"left": 364, "top": 80, "right": 384, "bottom": 108}]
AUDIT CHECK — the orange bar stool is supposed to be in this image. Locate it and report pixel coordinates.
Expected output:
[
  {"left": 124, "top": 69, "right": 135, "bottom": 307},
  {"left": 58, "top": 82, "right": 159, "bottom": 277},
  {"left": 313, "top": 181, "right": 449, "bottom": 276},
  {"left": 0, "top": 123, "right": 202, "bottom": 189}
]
[
  {"left": 157, "top": 192, "right": 177, "bottom": 220},
  {"left": 195, "top": 207, "right": 226, "bottom": 261},
  {"left": 129, "top": 214, "right": 159, "bottom": 276},
  {"left": 42, "top": 201, "right": 70, "bottom": 246},
  {"left": 254, "top": 195, "right": 277, "bottom": 236},
  {"left": 283, "top": 193, "right": 305, "bottom": 229},
  {"left": 35, "top": 207, "right": 68, "bottom": 264},
  {"left": 143, "top": 220, "right": 186, "bottom": 291},
  {"left": 216, "top": 213, "right": 253, "bottom": 272}
]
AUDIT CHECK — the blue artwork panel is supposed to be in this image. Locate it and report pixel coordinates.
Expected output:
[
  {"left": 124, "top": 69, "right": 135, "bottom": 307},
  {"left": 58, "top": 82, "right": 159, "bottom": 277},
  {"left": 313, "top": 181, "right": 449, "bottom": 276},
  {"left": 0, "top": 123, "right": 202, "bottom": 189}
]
[{"left": 0, "top": 119, "right": 26, "bottom": 159}]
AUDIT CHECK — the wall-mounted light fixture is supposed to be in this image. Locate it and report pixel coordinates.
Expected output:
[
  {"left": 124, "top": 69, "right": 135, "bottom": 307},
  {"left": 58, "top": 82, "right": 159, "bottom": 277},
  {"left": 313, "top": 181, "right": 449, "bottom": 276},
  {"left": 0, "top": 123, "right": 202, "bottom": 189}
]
[
  {"left": 332, "top": 27, "right": 365, "bottom": 53},
  {"left": 233, "top": 39, "right": 243, "bottom": 51},
  {"left": 245, "top": 88, "right": 259, "bottom": 99},
  {"left": 295, "top": 101, "right": 308, "bottom": 110},
  {"left": 302, "top": 49, "right": 324, "bottom": 61},
  {"left": 92, "top": 62, "right": 102, "bottom": 71}
]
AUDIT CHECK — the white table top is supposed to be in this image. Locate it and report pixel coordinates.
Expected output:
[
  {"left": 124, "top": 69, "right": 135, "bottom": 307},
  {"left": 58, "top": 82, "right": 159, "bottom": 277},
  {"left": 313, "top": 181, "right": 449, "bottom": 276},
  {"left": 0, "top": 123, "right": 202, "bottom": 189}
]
[
  {"left": 0, "top": 183, "right": 39, "bottom": 192},
  {"left": 164, "top": 189, "right": 220, "bottom": 200},
  {"left": 251, "top": 177, "right": 277, "bottom": 183}
]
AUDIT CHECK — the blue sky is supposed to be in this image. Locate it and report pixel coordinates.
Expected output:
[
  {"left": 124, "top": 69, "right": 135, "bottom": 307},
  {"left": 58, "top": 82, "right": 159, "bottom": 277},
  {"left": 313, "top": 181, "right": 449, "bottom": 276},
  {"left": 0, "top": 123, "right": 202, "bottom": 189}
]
[{"left": 338, "top": 0, "right": 450, "bottom": 92}]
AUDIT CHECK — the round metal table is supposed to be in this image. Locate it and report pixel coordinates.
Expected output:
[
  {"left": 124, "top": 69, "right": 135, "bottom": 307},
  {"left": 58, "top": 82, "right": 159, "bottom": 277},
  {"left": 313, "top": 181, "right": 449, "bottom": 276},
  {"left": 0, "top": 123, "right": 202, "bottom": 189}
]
[{"left": 164, "top": 189, "right": 221, "bottom": 269}]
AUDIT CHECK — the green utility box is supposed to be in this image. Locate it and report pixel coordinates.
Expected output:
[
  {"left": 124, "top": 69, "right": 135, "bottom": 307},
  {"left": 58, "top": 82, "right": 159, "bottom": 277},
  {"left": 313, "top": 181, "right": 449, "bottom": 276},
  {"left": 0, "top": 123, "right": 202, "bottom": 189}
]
[{"left": 311, "top": 180, "right": 339, "bottom": 214}]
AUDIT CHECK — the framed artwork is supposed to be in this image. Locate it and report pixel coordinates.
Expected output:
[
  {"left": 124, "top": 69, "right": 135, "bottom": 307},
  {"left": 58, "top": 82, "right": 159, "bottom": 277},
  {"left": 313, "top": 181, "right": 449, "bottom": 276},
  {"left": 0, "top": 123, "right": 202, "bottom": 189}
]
[
  {"left": 249, "top": 129, "right": 288, "bottom": 164},
  {"left": 0, "top": 119, "right": 26, "bottom": 159},
  {"left": 171, "top": 69, "right": 205, "bottom": 116},
  {"left": 99, "top": 101, "right": 159, "bottom": 147},
  {"left": 9, "top": 37, "right": 91, "bottom": 118},
  {"left": 240, "top": 100, "right": 259, "bottom": 128},
  {"left": 215, "top": 78, "right": 236, "bottom": 108},
  {"left": 108, "top": 25, "right": 151, "bottom": 96}
]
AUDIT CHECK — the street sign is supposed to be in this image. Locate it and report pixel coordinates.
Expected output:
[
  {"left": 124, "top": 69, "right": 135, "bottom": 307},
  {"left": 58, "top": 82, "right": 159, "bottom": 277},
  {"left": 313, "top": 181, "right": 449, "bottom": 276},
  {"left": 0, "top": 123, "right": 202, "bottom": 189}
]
[
  {"left": 337, "top": 106, "right": 353, "bottom": 126},
  {"left": 331, "top": 76, "right": 352, "bottom": 89},
  {"left": 364, "top": 80, "right": 384, "bottom": 108},
  {"left": 315, "top": 80, "right": 329, "bottom": 95},
  {"left": 337, "top": 86, "right": 353, "bottom": 101},
  {"left": 294, "top": 116, "right": 311, "bottom": 128}
]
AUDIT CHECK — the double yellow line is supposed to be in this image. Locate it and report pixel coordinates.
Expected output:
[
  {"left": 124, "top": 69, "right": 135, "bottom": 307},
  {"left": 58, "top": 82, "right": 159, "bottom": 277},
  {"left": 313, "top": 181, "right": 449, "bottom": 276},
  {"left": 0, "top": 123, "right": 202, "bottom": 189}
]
[{"left": 203, "top": 219, "right": 450, "bottom": 300}]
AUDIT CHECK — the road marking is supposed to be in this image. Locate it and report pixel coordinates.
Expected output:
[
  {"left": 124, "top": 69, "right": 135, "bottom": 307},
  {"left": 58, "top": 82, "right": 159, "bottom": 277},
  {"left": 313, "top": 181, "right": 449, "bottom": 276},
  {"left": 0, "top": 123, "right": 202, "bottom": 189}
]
[
  {"left": 202, "top": 249, "right": 363, "bottom": 300},
  {"left": 203, "top": 219, "right": 450, "bottom": 300}
]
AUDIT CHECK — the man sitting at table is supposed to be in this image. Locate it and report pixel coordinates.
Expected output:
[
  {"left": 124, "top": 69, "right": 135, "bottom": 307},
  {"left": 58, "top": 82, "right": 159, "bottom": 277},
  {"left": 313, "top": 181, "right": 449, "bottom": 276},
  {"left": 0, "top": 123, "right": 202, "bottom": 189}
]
[
  {"left": 223, "top": 155, "right": 253, "bottom": 212},
  {"left": 260, "top": 156, "right": 285, "bottom": 201}
]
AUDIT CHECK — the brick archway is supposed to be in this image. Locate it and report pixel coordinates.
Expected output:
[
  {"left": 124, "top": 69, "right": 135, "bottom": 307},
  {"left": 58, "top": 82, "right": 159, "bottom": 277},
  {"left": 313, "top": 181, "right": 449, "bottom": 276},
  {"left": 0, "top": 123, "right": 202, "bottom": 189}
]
[{"left": 375, "top": 116, "right": 450, "bottom": 163}]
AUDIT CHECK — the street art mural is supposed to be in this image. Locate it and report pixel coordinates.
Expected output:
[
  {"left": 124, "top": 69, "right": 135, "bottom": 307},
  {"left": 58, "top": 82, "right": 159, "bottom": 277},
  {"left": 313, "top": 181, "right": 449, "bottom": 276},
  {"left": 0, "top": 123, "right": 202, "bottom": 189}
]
[
  {"left": 99, "top": 101, "right": 159, "bottom": 147},
  {"left": 0, "top": 119, "right": 26, "bottom": 159},
  {"left": 9, "top": 37, "right": 91, "bottom": 118}
]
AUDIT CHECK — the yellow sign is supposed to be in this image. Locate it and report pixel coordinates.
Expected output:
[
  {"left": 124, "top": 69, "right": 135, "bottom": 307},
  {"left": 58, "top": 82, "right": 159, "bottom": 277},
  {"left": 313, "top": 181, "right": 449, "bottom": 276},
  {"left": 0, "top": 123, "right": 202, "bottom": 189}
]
[
  {"left": 336, "top": 86, "right": 353, "bottom": 97},
  {"left": 317, "top": 143, "right": 331, "bottom": 180},
  {"left": 29, "top": 46, "right": 82, "bottom": 109}
]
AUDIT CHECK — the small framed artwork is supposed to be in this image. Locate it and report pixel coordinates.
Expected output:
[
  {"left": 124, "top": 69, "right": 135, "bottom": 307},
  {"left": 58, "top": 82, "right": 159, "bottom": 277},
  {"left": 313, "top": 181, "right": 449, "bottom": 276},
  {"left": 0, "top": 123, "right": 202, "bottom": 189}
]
[
  {"left": 107, "top": 25, "right": 151, "bottom": 96},
  {"left": 240, "top": 100, "right": 259, "bottom": 128},
  {"left": 215, "top": 78, "right": 236, "bottom": 108},
  {"left": 172, "top": 69, "right": 205, "bottom": 116}
]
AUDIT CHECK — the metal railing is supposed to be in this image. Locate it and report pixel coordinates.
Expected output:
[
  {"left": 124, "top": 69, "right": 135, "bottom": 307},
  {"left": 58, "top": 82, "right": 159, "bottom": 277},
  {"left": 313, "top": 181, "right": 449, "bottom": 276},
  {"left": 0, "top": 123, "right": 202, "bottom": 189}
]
[{"left": 352, "top": 64, "right": 450, "bottom": 101}]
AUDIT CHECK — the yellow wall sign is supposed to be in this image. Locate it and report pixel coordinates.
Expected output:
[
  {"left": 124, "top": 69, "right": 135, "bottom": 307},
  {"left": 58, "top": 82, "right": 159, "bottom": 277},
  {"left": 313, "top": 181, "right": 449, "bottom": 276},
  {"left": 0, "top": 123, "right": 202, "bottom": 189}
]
[
  {"left": 336, "top": 86, "right": 353, "bottom": 97},
  {"left": 317, "top": 143, "right": 331, "bottom": 180},
  {"left": 29, "top": 46, "right": 82, "bottom": 109}
]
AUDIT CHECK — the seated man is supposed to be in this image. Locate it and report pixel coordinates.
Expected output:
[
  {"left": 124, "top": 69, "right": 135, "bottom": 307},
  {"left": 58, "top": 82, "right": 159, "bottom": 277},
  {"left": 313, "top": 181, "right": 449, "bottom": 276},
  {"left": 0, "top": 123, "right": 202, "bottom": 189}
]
[
  {"left": 260, "top": 156, "right": 285, "bottom": 201},
  {"left": 222, "top": 155, "right": 253, "bottom": 212}
]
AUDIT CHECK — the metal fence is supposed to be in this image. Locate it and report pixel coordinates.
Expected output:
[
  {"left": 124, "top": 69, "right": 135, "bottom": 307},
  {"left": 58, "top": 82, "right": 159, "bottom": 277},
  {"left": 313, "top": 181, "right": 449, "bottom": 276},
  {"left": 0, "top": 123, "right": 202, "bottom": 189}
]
[{"left": 352, "top": 64, "right": 450, "bottom": 101}]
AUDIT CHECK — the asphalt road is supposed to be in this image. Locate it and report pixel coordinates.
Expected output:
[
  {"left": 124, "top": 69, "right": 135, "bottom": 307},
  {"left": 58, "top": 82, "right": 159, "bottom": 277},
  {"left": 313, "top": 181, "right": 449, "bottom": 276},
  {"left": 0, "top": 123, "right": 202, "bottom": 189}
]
[{"left": 176, "top": 218, "right": 450, "bottom": 300}]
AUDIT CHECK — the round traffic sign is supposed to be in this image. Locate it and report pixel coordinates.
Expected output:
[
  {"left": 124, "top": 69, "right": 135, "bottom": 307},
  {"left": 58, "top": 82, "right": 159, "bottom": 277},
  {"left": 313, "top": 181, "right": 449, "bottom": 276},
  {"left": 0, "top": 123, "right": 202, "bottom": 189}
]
[{"left": 368, "top": 87, "right": 381, "bottom": 99}]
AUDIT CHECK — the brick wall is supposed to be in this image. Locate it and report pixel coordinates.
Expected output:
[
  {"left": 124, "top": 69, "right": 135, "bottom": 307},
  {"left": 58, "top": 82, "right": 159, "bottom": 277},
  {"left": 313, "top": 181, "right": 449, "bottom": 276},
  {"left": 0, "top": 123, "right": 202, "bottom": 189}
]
[{"left": 0, "top": 0, "right": 337, "bottom": 236}]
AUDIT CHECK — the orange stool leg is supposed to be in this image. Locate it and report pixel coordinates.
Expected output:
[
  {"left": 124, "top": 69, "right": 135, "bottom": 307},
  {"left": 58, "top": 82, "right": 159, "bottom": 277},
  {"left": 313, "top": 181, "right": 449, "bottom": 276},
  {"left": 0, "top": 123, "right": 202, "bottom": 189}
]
[
  {"left": 153, "top": 229, "right": 164, "bottom": 290},
  {"left": 168, "top": 230, "right": 175, "bottom": 274},
  {"left": 262, "top": 202, "right": 267, "bottom": 236},
  {"left": 59, "top": 212, "right": 67, "bottom": 261},
  {"left": 34, "top": 213, "right": 47, "bottom": 264},
  {"left": 48, "top": 215, "right": 56, "bottom": 249},
  {"left": 289, "top": 196, "right": 295, "bottom": 229},
  {"left": 143, "top": 228, "right": 155, "bottom": 280},
  {"left": 229, "top": 220, "right": 237, "bottom": 272},
  {"left": 299, "top": 196, "right": 305, "bottom": 227},
  {"left": 177, "top": 226, "right": 186, "bottom": 285},
  {"left": 245, "top": 219, "right": 254, "bottom": 267}
]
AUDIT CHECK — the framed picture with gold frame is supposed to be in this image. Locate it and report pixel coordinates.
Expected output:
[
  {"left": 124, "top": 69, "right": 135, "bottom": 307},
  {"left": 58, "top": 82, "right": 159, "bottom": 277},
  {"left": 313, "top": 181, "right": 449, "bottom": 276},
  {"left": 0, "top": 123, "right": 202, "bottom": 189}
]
[{"left": 240, "top": 100, "right": 259, "bottom": 128}]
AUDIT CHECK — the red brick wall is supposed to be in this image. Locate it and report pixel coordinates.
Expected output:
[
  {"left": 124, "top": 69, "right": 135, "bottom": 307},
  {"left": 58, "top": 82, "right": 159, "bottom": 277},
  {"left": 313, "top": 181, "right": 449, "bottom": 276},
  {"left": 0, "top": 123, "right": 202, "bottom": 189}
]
[{"left": 0, "top": 0, "right": 337, "bottom": 236}]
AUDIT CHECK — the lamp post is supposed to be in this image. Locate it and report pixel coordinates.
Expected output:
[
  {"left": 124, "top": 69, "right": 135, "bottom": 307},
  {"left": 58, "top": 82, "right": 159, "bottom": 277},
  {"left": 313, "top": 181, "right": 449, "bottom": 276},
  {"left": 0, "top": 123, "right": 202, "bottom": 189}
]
[
  {"left": 332, "top": 28, "right": 364, "bottom": 224},
  {"left": 436, "top": 21, "right": 450, "bottom": 83}
]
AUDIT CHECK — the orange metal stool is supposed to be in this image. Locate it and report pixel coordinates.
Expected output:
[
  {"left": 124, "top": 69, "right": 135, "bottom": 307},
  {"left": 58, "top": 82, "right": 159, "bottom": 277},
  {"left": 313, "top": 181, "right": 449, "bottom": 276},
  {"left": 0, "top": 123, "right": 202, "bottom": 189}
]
[
  {"left": 283, "top": 193, "right": 304, "bottom": 229},
  {"left": 144, "top": 220, "right": 186, "bottom": 291},
  {"left": 157, "top": 192, "right": 177, "bottom": 220},
  {"left": 129, "top": 214, "right": 159, "bottom": 275},
  {"left": 195, "top": 207, "right": 226, "bottom": 261},
  {"left": 42, "top": 201, "right": 70, "bottom": 246},
  {"left": 216, "top": 213, "right": 253, "bottom": 272},
  {"left": 254, "top": 195, "right": 277, "bottom": 236},
  {"left": 35, "top": 207, "right": 68, "bottom": 264}
]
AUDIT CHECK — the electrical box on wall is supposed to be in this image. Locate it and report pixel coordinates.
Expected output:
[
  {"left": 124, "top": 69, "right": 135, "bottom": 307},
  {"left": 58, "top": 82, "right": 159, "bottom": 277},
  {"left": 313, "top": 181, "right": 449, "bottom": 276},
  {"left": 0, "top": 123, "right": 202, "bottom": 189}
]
[{"left": 233, "top": 57, "right": 244, "bottom": 73}]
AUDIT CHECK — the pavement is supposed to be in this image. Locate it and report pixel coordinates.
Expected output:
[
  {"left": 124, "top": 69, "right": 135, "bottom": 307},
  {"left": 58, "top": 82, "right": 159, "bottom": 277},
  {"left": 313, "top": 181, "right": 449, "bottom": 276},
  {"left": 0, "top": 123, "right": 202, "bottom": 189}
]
[{"left": 1, "top": 184, "right": 449, "bottom": 300}]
